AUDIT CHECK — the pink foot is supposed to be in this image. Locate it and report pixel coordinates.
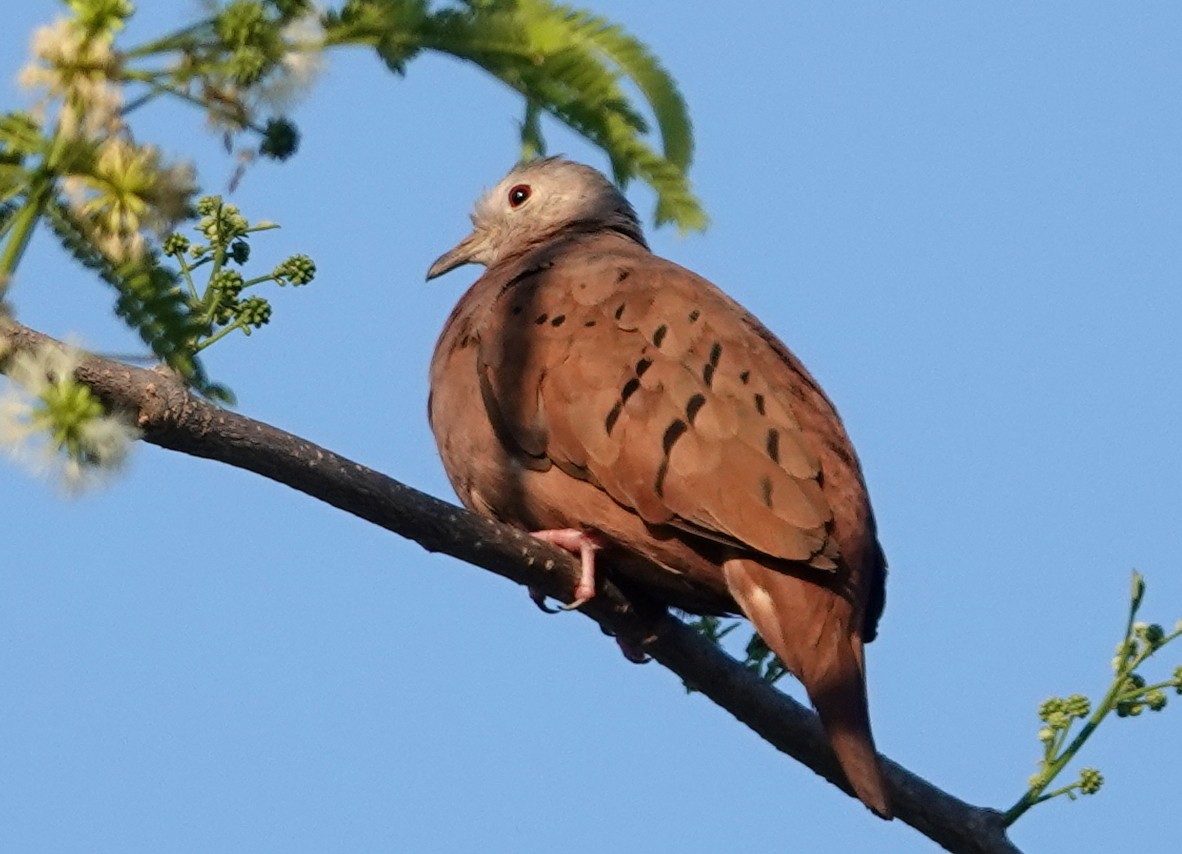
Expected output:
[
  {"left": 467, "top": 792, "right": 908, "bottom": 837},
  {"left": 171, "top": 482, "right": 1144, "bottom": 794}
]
[{"left": 530, "top": 528, "right": 603, "bottom": 610}]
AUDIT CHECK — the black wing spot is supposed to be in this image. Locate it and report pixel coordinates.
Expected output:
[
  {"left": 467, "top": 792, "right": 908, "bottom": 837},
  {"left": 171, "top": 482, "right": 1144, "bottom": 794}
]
[
  {"left": 614, "top": 303, "right": 626, "bottom": 320},
  {"left": 739, "top": 370, "right": 751, "bottom": 385},
  {"left": 760, "top": 475, "right": 774, "bottom": 508},
  {"left": 766, "top": 428, "right": 780, "bottom": 463},
  {"left": 616, "top": 268, "right": 631, "bottom": 283},
  {"left": 662, "top": 418, "right": 688, "bottom": 455},
  {"left": 656, "top": 420, "right": 687, "bottom": 497},
  {"left": 511, "top": 305, "right": 523, "bottom": 315},
  {"left": 534, "top": 313, "right": 548, "bottom": 325},
  {"left": 635, "top": 357, "right": 653, "bottom": 377},
  {"left": 703, "top": 344, "right": 721, "bottom": 387},
  {"left": 655, "top": 458, "right": 670, "bottom": 497},
  {"left": 550, "top": 314, "right": 566, "bottom": 327},
  {"left": 620, "top": 377, "right": 641, "bottom": 405},
  {"left": 754, "top": 393, "right": 766, "bottom": 415},
  {"left": 605, "top": 401, "right": 623, "bottom": 436},
  {"left": 653, "top": 324, "right": 668, "bottom": 347},
  {"left": 685, "top": 393, "right": 706, "bottom": 425},
  {"left": 584, "top": 320, "right": 597, "bottom": 327},
  {"left": 688, "top": 309, "right": 701, "bottom": 323}
]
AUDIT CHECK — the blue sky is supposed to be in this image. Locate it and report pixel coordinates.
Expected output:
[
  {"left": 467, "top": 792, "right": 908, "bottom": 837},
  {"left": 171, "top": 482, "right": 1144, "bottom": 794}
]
[{"left": 3, "top": 2, "right": 1181, "bottom": 851}]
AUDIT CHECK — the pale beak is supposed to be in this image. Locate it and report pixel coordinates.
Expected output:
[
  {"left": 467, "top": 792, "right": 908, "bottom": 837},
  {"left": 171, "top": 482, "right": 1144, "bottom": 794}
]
[{"left": 426, "top": 230, "right": 485, "bottom": 280}]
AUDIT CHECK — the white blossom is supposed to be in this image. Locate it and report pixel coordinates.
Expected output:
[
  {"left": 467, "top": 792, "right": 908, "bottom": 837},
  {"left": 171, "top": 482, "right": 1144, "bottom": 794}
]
[
  {"left": 256, "top": 11, "right": 326, "bottom": 110},
  {"left": 0, "top": 341, "right": 139, "bottom": 493}
]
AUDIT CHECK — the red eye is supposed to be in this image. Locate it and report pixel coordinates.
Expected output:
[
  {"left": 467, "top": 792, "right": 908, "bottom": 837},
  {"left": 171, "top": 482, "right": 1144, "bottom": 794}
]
[{"left": 508, "top": 184, "right": 531, "bottom": 207}]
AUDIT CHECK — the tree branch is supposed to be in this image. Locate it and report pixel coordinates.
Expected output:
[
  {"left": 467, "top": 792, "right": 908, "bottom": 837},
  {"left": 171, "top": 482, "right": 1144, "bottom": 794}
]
[{"left": 0, "top": 318, "right": 1022, "bottom": 854}]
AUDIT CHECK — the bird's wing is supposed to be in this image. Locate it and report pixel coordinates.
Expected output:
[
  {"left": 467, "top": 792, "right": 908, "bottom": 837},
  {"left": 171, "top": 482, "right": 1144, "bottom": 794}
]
[{"left": 476, "top": 238, "right": 850, "bottom": 571}]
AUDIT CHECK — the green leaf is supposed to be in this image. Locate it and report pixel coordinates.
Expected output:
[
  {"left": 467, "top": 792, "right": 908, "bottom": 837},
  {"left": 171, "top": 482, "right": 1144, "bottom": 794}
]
[{"left": 0, "top": 112, "right": 46, "bottom": 159}]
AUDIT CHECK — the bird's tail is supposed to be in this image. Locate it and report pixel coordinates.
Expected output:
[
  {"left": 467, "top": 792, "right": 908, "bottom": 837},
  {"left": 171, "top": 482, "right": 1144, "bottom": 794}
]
[{"left": 722, "top": 559, "right": 892, "bottom": 819}]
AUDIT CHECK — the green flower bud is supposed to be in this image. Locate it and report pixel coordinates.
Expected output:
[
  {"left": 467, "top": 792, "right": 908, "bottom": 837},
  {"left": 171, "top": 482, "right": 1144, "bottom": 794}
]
[
  {"left": 213, "top": 296, "right": 239, "bottom": 325},
  {"left": 1145, "top": 689, "right": 1167, "bottom": 712},
  {"left": 1078, "top": 767, "right": 1103, "bottom": 795},
  {"left": 228, "top": 46, "right": 270, "bottom": 86},
  {"left": 197, "top": 197, "right": 249, "bottom": 245},
  {"left": 1037, "top": 727, "right": 1054, "bottom": 744},
  {"left": 211, "top": 269, "right": 245, "bottom": 297},
  {"left": 162, "top": 233, "right": 190, "bottom": 255},
  {"left": 1112, "top": 640, "right": 1136, "bottom": 671},
  {"left": 237, "top": 295, "right": 271, "bottom": 329},
  {"left": 1046, "top": 711, "right": 1069, "bottom": 731},
  {"left": 1063, "top": 694, "right": 1091, "bottom": 719},
  {"left": 215, "top": 1, "right": 269, "bottom": 47},
  {"left": 274, "top": 253, "right": 315, "bottom": 285},
  {"left": 1038, "top": 697, "right": 1064, "bottom": 722}
]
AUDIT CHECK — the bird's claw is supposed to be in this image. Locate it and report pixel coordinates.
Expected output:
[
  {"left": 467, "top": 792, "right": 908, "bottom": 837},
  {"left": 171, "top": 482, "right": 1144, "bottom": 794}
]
[
  {"left": 529, "top": 587, "right": 560, "bottom": 613},
  {"left": 615, "top": 637, "right": 650, "bottom": 663}
]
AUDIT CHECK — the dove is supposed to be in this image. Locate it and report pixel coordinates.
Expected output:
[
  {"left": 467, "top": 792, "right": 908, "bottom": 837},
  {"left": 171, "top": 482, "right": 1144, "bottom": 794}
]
[{"left": 426, "top": 157, "right": 891, "bottom": 818}]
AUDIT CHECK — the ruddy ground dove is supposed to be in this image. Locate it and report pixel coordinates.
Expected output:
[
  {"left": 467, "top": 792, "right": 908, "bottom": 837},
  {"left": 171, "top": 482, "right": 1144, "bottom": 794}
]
[{"left": 426, "top": 157, "right": 891, "bottom": 817}]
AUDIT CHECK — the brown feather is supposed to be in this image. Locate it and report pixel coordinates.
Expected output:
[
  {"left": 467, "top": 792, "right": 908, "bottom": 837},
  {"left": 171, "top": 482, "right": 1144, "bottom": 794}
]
[{"left": 428, "top": 159, "right": 890, "bottom": 817}]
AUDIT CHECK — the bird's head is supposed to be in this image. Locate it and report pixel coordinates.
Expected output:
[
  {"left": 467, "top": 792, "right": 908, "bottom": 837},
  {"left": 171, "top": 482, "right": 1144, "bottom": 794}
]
[{"left": 426, "top": 156, "right": 647, "bottom": 280}]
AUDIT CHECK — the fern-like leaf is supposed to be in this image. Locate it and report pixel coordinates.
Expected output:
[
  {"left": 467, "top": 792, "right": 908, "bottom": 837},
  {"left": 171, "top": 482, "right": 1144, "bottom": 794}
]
[
  {"left": 45, "top": 200, "right": 216, "bottom": 393},
  {"left": 545, "top": 4, "right": 693, "bottom": 171},
  {"left": 333, "top": 0, "right": 706, "bottom": 231}
]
